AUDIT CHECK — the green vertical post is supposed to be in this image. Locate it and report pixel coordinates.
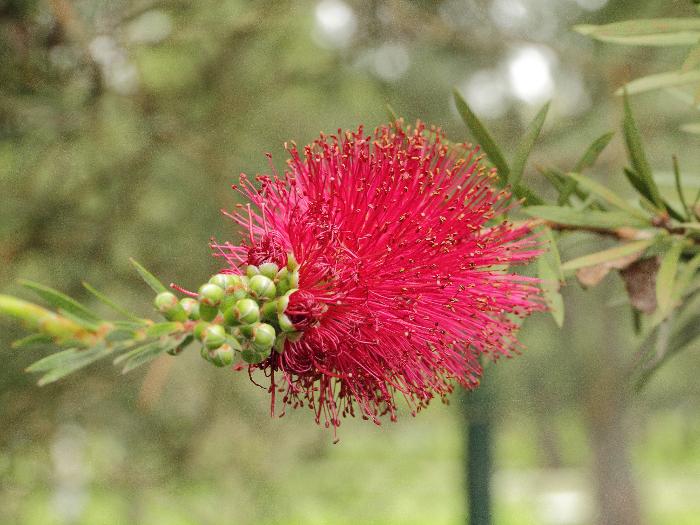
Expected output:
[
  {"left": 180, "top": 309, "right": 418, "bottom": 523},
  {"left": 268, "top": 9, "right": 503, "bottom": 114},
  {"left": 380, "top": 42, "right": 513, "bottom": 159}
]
[{"left": 464, "top": 371, "right": 494, "bottom": 525}]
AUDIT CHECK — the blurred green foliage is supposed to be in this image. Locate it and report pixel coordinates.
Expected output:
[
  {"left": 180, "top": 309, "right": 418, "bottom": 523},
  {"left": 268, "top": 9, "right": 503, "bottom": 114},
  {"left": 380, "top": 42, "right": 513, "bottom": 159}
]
[{"left": 2, "top": 1, "right": 700, "bottom": 524}]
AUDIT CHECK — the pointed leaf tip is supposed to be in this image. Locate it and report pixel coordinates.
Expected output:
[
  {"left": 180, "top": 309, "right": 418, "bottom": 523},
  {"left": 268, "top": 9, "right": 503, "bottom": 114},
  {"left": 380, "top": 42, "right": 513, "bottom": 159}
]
[
  {"left": 452, "top": 88, "right": 510, "bottom": 182},
  {"left": 622, "top": 91, "right": 664, "bottom": 210},
  {"left": 129, "top": 258, "right": 168, "bottom": 294},
  {"left": 510, "top": 101, "right": 550, "bottom": 188}
]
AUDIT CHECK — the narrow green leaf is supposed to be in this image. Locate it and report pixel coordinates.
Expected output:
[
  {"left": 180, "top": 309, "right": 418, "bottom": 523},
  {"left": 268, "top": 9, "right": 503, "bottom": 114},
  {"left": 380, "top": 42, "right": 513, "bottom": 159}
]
[
  {"left": 622, "top": 92, "right": 664, "bottom": 209},
  {"left": 113, "top": 340, "right": 160, "bottom": 366},
  {"left": 12, "top": 334, "right": 53, "bottom": 348},
  {"left": 523, "top": 206, "right": 651, "bottom": 229},
  {"left": 106, "top": 328, "right": 138, "bottom": 342},
  {"left": 672, "top": 252, "right": 700, "bottom": 303},
  {"left": 574, "top": 132, "right": 615, "bottom": 173},
  {"left": 129, "top": 258, "right": 168, "bottom": 294},
  {"left": 655, "top": 241, "right": 684, "bottom": 319},
  {"left": 623, "top": 168, "right": 657, "bottom": 207},
  {"left": 672, "top": 155, "right": 691, "bottom": 220},
  {"left": 538, "top": 258, "right": 564, "bottom": 327},
  {"left": 27, "top": 344, "right": 111, "bottom": 385},
  {"left": 513, "top": 184, "right": 545, "bottom": 205},
  {"left": 113, "top": 320, "right": 149, "bottom": 330},
  {"left": 453, "top": 88, "right": 510, "bottom": 181},
  {"left": 615, "top": 69, "right": 700, "bottom": 95},
  {"left": 566, "top": 173, "right": 648, "bottom": 218},
  {"left": 122, "top": 343, "right": 167, "bottom": 373},
  {"left": 537, "top": 167, "right": 567, "bottom": 193},
  {"left": 27, "top": 348, "right": 81, "bottom": 373},
  {"left": 560, "top": 238, "right": 655, "bottom": 272},
  {"left": 575, "top": 19, "right": 700, "bottom": 46},
  {"left": 510, "top": 102, "right": 549, "bottom": 187},
  {"left": 662, "top": 199, "right": 687, "bottom": 222},
  {"left": 82, "top": 281, "right": 145, "bottom": 323},
  {"left": 538, "top": 227, "right": 564, "bottom": 326},
  {"left": 681, "top": 122, "right": 700, "bottom": 134},
  {"left": 538, "top": 166, "right": 588, "bottom": 206},
  {"left": 19, "top": 280, "right": 101, "bottom": 325},
  {"left": 542, "top": 227, "right": 564, "bottom": 280},
  {"left": 56, "top": 309, "right": 102, "bottom": 332},
  {"left": 116, "top": 336, "right": 183, "bottom": 373},
  {"left": 146, "top": 322, "right": 182, "bottom": 338}
]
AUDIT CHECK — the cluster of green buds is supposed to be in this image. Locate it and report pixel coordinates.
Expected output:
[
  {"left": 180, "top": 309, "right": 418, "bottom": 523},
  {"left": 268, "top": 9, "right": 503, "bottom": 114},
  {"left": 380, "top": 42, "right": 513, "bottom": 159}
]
[{"left": 153, "top": 254, "right": 301, "bottom": 367}]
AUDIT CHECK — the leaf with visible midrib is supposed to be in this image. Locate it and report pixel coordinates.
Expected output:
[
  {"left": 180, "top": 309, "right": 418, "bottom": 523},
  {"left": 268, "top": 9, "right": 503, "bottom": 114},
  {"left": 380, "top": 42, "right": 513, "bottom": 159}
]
[
  {"left": 574, "top": 132, "right": 615, "bottom": 173},
  {"left": 622, "top": 92, "right": 665, "bottom": 209},
  {"left": 27, "top": 344, "right": 112, "bottom": 386},
  {"left": 575, "top": 19, "right": 700, "bottom": 46},
  {"left": 510, "top": 102, "right": 549, "bottom": 188},
  {"left": 115, "top": 335, "right": 186, "bottom": 373},
  {"left": 560, "top": 238, "right": 656, "bottom": 272},
  {"left": 523, "top": 206, "right": 651, "bottom": 229},
  {"left": 616, "top": 70, "right": 700, "bottom": 96},
  {"left": 453, "top": 89, "right": 510, "bottom": 182},
  {"left": 130, "top": 258, "right": 168, "bottom": 294},
  {"left": 566, "top": 172, "right": 647, "bottom": 218},
  {"left": 655, "top": 241, "right": 684, "bottom": 320},
  {"left": 537, "top": 227, "right": 564, "bottom": 327},
  {"left": 19, "top": 280, "right": 101, "bottom": 326}
]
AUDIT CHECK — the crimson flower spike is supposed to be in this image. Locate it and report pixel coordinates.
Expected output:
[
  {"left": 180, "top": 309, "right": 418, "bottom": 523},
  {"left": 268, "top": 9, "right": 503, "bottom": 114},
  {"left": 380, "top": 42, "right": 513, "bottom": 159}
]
[{"left": 212, "top": 121, "right": 544, "bottom": 430}]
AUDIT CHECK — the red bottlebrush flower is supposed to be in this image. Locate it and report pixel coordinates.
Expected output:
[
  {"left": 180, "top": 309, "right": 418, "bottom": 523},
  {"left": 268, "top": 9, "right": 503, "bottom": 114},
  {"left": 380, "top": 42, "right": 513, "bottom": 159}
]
[{"left": 213, "top": 122, "right": 543, "bottom": 430}]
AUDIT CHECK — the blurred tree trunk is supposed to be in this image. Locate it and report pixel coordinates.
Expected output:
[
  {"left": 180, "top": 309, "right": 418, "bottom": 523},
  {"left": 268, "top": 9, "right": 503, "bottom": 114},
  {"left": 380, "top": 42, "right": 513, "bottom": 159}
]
[
  {"left": 584, "top": 306, "right": 643, "bottom": 525},
  {"left": 464, "top": 371, "right": 494, "bottom": 525},
  {"left": 586, "top": 394, "right": 642, "bottom": 525}
]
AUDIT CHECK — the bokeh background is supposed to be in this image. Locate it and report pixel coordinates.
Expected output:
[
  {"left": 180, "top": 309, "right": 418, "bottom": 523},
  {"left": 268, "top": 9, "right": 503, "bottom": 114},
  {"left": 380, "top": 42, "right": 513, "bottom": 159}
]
[{"left": 2, "top": 1, "right": 700, "bottom": 524}]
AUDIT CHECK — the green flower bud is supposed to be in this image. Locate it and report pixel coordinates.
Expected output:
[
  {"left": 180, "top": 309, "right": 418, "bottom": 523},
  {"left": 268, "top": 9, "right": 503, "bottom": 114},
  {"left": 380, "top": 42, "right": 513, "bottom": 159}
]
[
  {"left": 235, "top": 298, "right": 260, "bottom": 325},
  {"left": 277, "top": 280, "right": 290, "bottom": 296},
  {"left": 193, "top": 321, "right": 208, "bottom": 341},
  {"left": 252, "top": 322, "right": 276, "bottom": 351},
  {"left": 208, "top": 273, "right": 230, "bottom": 290},
  {"left": 227, "top": 336, "right": 243, "bottom": 352},
  {"left": 180, "top": 298, "right": 200, "bottom": 320},
  {"left": 249, "top": 275, "right": 276, "bottom": 300},
  {"left": 273, "top": 334, "right": 286, "bottom": 354},
  {"left": 198, "top": 303, "right": 219, "bottom": 322},
  {"left": 210, "top": 344, "right": 235, "bottom": 367},
  {"left": 277, "top": 290, "right": 296, "bottom": 314},
  {"left": 222, "top": 306, "right": 237, "bottom": 326},
  {"left": 246, "top": 265, "right": 260, "bottom": 278},
  {"left": 239, "top": 323, "right": 255, "bottom": 338},
  {"left": 286, "top": 252, "right": 299, "bottom": 272},
  {"left": 277, "top": 313, "right": 296, "bottom": 332},
  {"left": 203, "top": 324, "right": 227, "bottom": 349},
  {"left": 258, "top": 262, "right": 279, "bottom": 280},
  {"left": 228, "top": 274, "right": 244, "bottom": 288},
  {"left": 198, "top": 283, "right": 224, "bottom": 307},
  {"left": 231, "top": 288, "right": 248, "bottom": 301},
  {"left": 220, "top": 293, "right": 237, "bottom": 312},
  {"left": 155, "top": 292, "right": 178, "bottom": 312},
  {"left": 288, "top": 270, "right": 299, "bottom": 289},
  {"left": 154, "top": 292, "right": 187, "bottom": 321},
  {"left": 275, "top": 267, "right": 288, "bottom": 282},
  {"left": 260, "top": 300, "right": 278, "bottom": 320}
]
